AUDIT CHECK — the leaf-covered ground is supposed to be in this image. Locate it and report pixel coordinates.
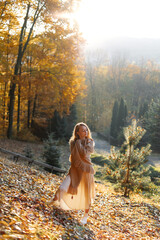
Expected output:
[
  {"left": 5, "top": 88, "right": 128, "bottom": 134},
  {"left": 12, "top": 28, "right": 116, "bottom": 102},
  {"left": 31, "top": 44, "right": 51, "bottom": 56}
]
[{"left": 0, "top": 157, "right": 160, "bottom": 240}]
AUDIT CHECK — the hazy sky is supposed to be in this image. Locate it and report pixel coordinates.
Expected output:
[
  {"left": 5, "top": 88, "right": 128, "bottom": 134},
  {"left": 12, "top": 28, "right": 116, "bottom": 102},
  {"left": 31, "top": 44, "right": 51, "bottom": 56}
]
[{"left": 73, "top": 0, "right": 160, "bottom": 46}]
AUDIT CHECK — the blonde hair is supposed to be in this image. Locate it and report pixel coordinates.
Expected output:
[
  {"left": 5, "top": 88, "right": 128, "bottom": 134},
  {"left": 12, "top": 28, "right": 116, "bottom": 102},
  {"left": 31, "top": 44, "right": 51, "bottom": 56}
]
[{"left": 69, "top": 122, "right": 92, "bottom": 145}]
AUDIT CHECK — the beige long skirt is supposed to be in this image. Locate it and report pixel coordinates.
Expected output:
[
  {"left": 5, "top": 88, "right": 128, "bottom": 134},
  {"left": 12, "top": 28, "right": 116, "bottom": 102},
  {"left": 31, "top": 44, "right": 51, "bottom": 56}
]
[{"left": 55, "top": 172, "right": 95, "bottom": 210}]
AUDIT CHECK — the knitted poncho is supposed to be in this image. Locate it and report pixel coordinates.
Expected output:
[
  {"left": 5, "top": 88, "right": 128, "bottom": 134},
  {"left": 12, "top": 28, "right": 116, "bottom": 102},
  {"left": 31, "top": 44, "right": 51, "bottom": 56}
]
[{"left": 67, "top": 138, "right": 94, "bottom": 195}]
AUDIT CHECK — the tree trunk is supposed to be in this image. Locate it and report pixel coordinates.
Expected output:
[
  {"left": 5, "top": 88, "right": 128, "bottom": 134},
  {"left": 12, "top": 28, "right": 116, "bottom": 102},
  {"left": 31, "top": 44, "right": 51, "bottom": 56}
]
[
  {"left": 7, "top": 2, "right": 41, "bottom": 138},
  {"left": 27, "top": 98, "right": 31, "bottom": 128},
  {"left": 7, "top": 81, "right": 16, "bottom": 138},
  {"left": 7, "top": 35, "right": 23, "bottom": 138},
  {"left": 124, "top": 144, "right": 132, "bottom": 197},
  {"left": 2, "top": 82, "right": 7, "bottom": 135},
  {"left": 17, "top": 84, "right": 21, "bottom": 133},
  {"left": 88, "top": 66, "right": 96, "bottom": 131},
  {"left": 7, "top": 51, "right": 22, "bottom": 138},
  {"left": 27, "top": 53, "right": 32, "bottom": 128},
  {"left": 4, "top": 25, "right": 9, "bottom": 135},
  {"left": 31, "top": 93, "right": 37, "bottom": 127},
  {"left": 17, "top": 62, "right": 22, "bottom": 133}
]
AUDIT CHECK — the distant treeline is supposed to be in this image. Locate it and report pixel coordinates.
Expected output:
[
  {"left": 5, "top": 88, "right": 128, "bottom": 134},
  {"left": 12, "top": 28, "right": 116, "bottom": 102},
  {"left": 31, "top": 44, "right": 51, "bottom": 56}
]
[{"left": 76, "top": 53, "right": 160, "bottom": 152}]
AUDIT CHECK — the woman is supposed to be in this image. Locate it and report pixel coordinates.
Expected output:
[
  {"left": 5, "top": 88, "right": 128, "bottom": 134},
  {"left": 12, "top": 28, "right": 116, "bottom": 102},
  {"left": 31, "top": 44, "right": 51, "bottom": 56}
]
[{"left": 52, "top": 122, "right": 95, "bottom": 224}]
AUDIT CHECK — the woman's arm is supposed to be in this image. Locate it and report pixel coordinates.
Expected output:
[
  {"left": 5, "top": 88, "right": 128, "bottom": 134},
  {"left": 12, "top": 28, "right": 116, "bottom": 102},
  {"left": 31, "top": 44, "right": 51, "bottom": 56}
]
[
  {"left": 70, "top": 140, "right": 94, "bottom": 174},
  {"left": 76, "top": 138, "right": 94, "bottom": 155}
]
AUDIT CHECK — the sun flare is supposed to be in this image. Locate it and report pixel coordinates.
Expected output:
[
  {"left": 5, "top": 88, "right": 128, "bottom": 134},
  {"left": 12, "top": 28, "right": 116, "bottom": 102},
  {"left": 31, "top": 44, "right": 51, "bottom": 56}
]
[{"left": 72, "top": 0, "right": 160, "bottom": 46}]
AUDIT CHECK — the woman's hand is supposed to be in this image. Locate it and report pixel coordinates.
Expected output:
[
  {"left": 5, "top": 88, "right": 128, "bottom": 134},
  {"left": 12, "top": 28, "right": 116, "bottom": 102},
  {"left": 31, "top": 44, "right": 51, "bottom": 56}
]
[
  {"left": 87, "top": 139, "right": 91, "bottom": 144},
  {"left": 83, "top": 138, "right": 92, "bottom": 145}
]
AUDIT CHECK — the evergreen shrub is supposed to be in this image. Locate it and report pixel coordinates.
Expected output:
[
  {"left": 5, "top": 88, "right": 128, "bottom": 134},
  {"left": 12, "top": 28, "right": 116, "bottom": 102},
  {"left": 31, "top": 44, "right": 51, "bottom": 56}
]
[
  {"left": 42, "top": 133, "right": 60, "bottom": 173},
  {"left": 144, "top": 99, "right": 160, "bottom": 152},
  {"left": 110, "top": 98, "right": 128, "bottom": 146},
  {"left": 104, "top": 119, "right": 153, "bottom": 197},
  {"left": 23, "top": 145, "right": 34, "bottom": 159}
]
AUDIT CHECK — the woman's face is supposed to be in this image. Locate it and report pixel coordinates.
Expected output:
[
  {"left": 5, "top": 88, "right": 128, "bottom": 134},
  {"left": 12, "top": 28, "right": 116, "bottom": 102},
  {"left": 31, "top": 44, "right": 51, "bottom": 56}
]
[{"left": 77, "top": 125, "right": 88, "bottom": 139}]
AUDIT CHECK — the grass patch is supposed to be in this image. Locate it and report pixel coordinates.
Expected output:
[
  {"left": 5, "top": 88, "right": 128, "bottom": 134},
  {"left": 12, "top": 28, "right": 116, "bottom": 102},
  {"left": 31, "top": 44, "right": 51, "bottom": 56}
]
[
  {"left": 91, "top": 153, "right": 109, "bottom": 179},
  {"left": 91, "top": 153, "right": 109, "bottom": 166},
  {"left": 148, "top": 166, "right": 160, "bottom": 186}
]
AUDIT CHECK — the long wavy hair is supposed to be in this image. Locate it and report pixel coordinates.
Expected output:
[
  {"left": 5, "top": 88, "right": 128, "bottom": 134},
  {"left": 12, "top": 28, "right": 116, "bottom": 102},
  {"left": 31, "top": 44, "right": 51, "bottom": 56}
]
[{"left": 69, "top": 122, "right": 92, "bottom": 145}]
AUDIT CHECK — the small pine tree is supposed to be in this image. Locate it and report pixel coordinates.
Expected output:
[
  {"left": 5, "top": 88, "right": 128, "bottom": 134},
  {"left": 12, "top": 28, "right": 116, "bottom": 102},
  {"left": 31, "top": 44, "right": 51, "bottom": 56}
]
[
  {"left": 43, "top": 133, "right": 60, "bottom": 173},
  {"left": 105, "top": 119, "right": 152, "bottom": 197},
  {"left": 23, "top": 145, "right": 34, "bottom": 158}
]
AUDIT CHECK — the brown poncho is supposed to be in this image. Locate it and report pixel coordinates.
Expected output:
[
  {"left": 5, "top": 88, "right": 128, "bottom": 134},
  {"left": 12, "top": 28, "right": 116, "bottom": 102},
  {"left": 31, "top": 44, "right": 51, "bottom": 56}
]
[
  {"left": 55, "top": 138, "right": 95, "bottom": 210},
  {"left": 68, "top": 139, "right": 94, "bottom": 195}
]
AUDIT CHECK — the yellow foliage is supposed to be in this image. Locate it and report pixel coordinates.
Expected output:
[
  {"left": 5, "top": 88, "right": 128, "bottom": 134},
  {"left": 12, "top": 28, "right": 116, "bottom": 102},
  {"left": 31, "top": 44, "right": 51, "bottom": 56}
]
[{"left": 0, "top": 0, "right": 86, "bottom": 136}]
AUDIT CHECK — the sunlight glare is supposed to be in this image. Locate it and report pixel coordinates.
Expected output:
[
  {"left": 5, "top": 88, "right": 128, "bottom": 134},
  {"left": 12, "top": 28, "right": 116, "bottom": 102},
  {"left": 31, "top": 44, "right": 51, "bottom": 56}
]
[{"left": 72, "top": 0, "right": 160, "bottom": 46}]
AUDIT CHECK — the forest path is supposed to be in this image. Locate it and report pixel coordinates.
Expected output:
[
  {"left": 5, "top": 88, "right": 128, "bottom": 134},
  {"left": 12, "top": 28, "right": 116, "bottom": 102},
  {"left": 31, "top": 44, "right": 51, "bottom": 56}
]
[
  {"left": 92, "top": 132, "right": 160, "bottom": 167},
  {"left": 92, "top": 132, "right": 110, "bottom": 155}
]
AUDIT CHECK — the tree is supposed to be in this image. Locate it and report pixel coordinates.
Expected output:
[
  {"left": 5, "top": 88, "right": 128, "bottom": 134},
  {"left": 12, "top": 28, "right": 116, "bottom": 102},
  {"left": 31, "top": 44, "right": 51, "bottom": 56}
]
[
  {"left": 110, "top": 100, "right": 118, "bottom": 145},
  {"left": 42, "top": 133, "right": 60, "bottom": 173},
  {"left": 49, "top": 110, "right": 67, "bottom": 139},
  {"left": 138, "top": 102, "right": 148, "bottom": 119},
  {"left": 6, "top": 0, "right": 82, "bottom": 138},
  {"left": 7, "top": 1, "right": 42, "bottom": 137},
  {"left": 65, "top": 104, "right": 77, "bottom": 139},
  {"left": 0, "top": 3, "right": 19, "bottom": 136},
  {"left": 117, "top": 98, "right": 128, "bottom": 145},
  {"left": 110, "top": 98, "right": 128, "bottom": 146},
  {"left": 83, "top": 50, "right": 109, "bottom": 131},
  {"left": 144, "top": 99, "right": 160, "bottom": 152},
  {"left": 117, "top": 97, "right": 126, "bottom": 131},
  {"left": 124, "top": 104, "right": 128, "bottom": 119},
  {"left": 0, "top": 0, "right": 85, "bottom": 139},
  {"left": 105, "top": 119, "right": 152, "bottom": 197},
  {"left": 138, "top": 104, "right": 143, "bottom": 118},
  {"left": 77, "top": 54, "right": 160, "bottom": 134}
]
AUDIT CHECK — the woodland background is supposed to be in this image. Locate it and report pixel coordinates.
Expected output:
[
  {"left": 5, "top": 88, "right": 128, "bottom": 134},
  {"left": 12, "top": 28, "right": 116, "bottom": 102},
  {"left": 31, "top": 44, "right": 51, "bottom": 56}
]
[
  {"left": 0, "top": 0, "right": 160, "bottom": 151},
  {"left": 0, "top": 1, "right": 160, "bottom": 239}
]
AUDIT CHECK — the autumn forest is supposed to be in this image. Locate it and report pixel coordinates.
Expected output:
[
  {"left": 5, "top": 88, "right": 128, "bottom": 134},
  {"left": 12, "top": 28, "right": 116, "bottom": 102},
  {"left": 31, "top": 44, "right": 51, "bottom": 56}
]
[
  {"left": 0, "top": 0, "right": 160, "bottom": 153},
  {"left": 1, "top": 1, "right": 160, "bottom": 239},
  {"left": 0, "top": 0, "right": 85, "bottom": 139}
]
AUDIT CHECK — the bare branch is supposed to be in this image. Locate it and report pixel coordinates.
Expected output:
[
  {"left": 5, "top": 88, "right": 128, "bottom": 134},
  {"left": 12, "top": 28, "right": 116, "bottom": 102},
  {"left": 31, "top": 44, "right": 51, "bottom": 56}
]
[
  {"left": 22, "top": 1, "right": 45, "bottom": 57},
  {"left": 0, "top": 1, "right": 7, "bottom": 18},
  {"left": 14, "top": 3, "right": 31, "bottom": 74},
  {"left": 20, "top": 3, "right": 31, "bottom": 44}
]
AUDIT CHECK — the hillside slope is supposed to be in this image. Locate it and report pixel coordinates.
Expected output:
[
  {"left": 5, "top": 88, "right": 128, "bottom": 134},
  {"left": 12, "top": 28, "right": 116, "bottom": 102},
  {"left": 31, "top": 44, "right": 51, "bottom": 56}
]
[{"left": 0, "top": 157, "right": 160, "bottom": 240}]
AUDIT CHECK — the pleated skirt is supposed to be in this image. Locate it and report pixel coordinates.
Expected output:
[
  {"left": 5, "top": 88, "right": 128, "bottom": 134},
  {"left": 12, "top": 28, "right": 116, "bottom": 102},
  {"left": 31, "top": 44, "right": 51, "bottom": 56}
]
[{"left": 55, "top": 172, "right": 95, "bottom": 210}]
